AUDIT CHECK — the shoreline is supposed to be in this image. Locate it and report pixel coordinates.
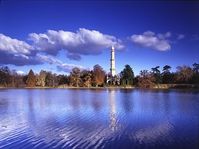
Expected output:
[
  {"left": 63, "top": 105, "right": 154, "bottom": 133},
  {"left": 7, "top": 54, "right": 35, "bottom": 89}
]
[
  {"left": 0, "top": 84, "right": 199, "bottom": 90},
  {"left": 0, "top": 86, "right": 135, "bottom": 89}
]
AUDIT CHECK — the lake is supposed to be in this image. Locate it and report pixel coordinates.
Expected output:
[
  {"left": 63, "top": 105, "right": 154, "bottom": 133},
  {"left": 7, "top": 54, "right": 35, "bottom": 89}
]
[{"left": 0, "top": 89, "right": 198, "bottom": 149}]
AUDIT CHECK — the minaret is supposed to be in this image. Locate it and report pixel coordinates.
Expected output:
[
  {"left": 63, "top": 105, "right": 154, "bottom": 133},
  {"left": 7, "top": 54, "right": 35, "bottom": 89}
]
[{"left": 110, "top": 46, "right": 116, "bottom": 76}]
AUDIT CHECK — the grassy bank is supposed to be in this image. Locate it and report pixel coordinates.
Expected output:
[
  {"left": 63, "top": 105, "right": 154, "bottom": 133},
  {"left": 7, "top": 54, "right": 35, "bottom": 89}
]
[{"left": 0, "top": 85, "right": 135, "bottom": 89}]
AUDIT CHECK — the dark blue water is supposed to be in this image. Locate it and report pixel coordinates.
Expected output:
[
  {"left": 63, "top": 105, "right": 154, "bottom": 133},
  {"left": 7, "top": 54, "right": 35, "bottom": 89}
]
[{"left": 0, "top": 89, "right": 198, "bottom": 149}]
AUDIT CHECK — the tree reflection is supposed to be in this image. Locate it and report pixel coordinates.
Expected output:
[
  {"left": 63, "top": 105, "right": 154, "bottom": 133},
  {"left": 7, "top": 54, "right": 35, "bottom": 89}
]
[
  {"left": 120, "top": 90, "right": 133, "bottom": 113},
  {"left": 69, "top": 90, "right": 81, "bottom": 109}
]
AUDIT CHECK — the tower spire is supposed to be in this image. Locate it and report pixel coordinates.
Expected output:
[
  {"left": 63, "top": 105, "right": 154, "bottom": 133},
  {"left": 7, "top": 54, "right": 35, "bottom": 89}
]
[{"left": 110, "top": 46, "right": 116, "bottom": 76}]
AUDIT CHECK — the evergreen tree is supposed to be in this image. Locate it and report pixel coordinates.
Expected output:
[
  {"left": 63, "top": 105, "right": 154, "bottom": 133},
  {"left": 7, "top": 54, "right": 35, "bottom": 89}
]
[
  {"left": 57, "top": 75, "right": 69, "bottom": 85},
  {"left": 192, "top": 63, "right": 199, "bottom": 84},
  {"left": 0, "top": 66, "right": 11, "bottom": 87},
  {"left": 151, "top": 66, "right": 162, "bottom": 84},
  {"left": 120, "top": 65, "right": 134, "bottom": 86},
  {"left": 162, "top": 65, "right": 173, "bottom": 84},
  {"left": 45, "top": 72, "right": 57, "bottom": 87},
  {"left": 26, "top": 69, "right": 36, "bottom": 87}
]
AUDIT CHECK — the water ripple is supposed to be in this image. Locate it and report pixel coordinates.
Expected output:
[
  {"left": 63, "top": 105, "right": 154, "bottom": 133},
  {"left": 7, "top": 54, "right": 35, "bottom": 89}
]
[{"left": 0, "top": 89, "right": 198, "bottom": 149}]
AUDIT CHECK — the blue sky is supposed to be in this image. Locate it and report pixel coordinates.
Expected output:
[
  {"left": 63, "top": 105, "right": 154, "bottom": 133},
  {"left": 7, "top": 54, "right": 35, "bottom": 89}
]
[{"left": 0, "top": 0, "right": 199, "bottom": 75}]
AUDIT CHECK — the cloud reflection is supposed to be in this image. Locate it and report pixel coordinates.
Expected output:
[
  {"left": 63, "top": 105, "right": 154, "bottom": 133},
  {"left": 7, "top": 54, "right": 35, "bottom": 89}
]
[{"left": 133, "top": 120, "right": 173, "bottom": 143}]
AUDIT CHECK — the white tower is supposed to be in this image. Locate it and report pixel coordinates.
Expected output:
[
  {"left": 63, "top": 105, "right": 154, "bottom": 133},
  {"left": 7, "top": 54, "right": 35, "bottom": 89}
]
[{"left": 110, "top": 46, "right": 116, "bottom": 76}]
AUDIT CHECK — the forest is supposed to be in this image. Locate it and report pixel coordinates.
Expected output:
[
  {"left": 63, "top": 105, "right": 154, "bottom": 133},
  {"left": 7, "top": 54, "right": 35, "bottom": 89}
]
[{"left": 0, "top": 63, "right": 199, "bottom": 88}]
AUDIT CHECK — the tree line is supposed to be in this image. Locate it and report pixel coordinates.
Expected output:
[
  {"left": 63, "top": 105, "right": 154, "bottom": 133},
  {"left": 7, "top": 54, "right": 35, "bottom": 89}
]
[{"left": 0, "top": 63, "right": 199, "bottom": 88}]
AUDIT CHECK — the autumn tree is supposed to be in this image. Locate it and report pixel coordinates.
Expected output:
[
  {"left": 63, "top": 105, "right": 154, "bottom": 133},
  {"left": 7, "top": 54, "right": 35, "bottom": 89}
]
[
  {"left": 80, "top": 70, "right": 92, "bottom": 87},
  {"left": 26, "top": 69, "right": 36, "bottom": 87},
  {"left": 120, "top": 65, "right": 134, "bottom": 86},
  {"left": 137, "top": 70, "right": 155, "bottom": 88},
  {"left": 92, "top": 65, "right": 105, "bottom": 87}
]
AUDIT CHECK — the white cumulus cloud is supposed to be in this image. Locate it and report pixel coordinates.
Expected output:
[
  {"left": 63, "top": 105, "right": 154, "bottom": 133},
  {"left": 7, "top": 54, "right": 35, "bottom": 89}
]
[
  {"left": 29, "top": 28, "right": 124, "bottom": 60},
  {"left": 130, "top": 31, "right": 171, "bottom": 51},
  {"left": 0, "top": 33, "right": 32, "bottom": 56},
  {"left": 0, "top": 33, "right": 41, "bottom": 65}
]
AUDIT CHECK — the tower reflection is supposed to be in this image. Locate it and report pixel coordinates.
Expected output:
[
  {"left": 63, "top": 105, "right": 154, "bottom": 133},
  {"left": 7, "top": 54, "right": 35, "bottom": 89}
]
[{"left": 108, "top": 90, "right": 118, "bottom": 132}]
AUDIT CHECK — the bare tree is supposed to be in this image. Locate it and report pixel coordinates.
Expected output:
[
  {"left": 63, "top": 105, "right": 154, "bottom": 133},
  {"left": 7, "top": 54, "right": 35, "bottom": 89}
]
[
  {"left": 176, "top": 65, "right": 193, "bottom": 83},
  {"left": 69, "top": 67, "right": 81, "bottom": 87}
]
